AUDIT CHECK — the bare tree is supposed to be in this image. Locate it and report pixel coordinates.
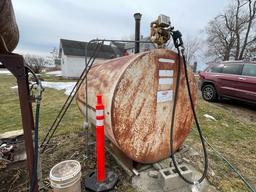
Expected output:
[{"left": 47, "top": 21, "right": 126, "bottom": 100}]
[
  {"left": 206, "top": 17, "right": 236, "bottom": 61},
  {"left": 24, "top": 54, "right": 45, "bottom": 73},
  {"left": 206, "top": 0, "right": 256, "bottom": 61},
  {"left": 183, "top": 35, "right": 202, "bottom": 66},
  {"left": 50, "top": 47, "right": 58, "bottom": 59}
]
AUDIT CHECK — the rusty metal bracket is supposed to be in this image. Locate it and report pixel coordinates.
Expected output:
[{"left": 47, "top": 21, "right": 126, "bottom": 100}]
[{"left": 0, "top": 53, "right": 38, "bottom": 192}]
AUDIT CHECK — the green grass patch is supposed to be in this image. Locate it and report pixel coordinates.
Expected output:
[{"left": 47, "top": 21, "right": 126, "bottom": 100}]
[
  {"left": 0, "top": 74, "right": 83, "bottom": 139},
  {"left": 189, "top": 99, "right": 256, "bottom": 191}
]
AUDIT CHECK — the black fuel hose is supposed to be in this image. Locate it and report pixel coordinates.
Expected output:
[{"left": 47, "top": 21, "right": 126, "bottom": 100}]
[
  {"left": 25, "top": 64, "right": 43, "bottom": 192},
  {"left": 170, "top": 48, "right": 208, "bottom": 185},
  {"left": 30, "top": 101, "right": 40, "bottom": 192}
]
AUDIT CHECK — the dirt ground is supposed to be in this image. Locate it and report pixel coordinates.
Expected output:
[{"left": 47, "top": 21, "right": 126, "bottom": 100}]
[
  {"left": 197, "top": 89, "right": 256, "bottom": 124},
  {"left": 0, "top": 132, "right": 135, "bottom": 192},
  {"left": 216, "top": 99, "right": 256, "bottom": 124}
]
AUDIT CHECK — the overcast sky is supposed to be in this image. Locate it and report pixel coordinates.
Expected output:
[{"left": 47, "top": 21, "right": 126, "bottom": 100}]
[{"left": 12, "top": 0, "right": 229, "bottom": 57}]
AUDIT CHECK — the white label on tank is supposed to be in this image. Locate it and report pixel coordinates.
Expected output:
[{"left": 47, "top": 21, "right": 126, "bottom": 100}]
[
  {"left": 159, "top": 70, "right": 173, "bottom": 77},
  {"left": 157, "top": 90, "right": 173, "bottom": 103},
  {"left": 158, "top": 58, "right": 175, "bottom": 63},
  {"left": 159, "top": 78, "right": 173, "bottom": 85}
]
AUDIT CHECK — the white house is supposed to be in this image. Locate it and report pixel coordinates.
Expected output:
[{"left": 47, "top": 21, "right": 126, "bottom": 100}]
[{"left": 59, "top": 39, "right": 126, "bottom": 78}]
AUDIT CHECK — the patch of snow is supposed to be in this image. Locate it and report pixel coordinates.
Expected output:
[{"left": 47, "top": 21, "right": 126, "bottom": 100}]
[
  {"left": 46, "top": 70, "right": 62, "bottom": 76},
  {"left": 0, "top": 70, "right": 11, "bottom": 75},
  {"left": 42, "top": 81, "right": 76, "bottom": 96},
  {"left": 191, "top": 185, "right": 200, "bottom": 192},
  {"left": 10, "top": 81, "right": 76, "bottom": 96},
  {"left": 204, "top": 114, "right": 217, "bottom": 121}
]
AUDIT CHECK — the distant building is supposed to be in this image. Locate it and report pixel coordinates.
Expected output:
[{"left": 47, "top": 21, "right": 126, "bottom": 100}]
[
  {"left": 43, "top": 56, "right": 56, "bottom": 68},
  {"left": 59, "top": 39, "right": 126, "bottom": 78},
  {"left": 54, "top": 58, "right": 61, "bottom": 67}
]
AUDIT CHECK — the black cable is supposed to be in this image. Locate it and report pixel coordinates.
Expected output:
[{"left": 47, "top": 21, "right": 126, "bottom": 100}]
[
  {"left": 85, "top": 55, "right": 89, "bottom": 157},
  {"left": 30, "top": 101, "right": 40, "bottom": 192},
  {"left": 170, "top": 47, "right": 208, "bottom": 185},
  {"left": 25, "top": 64, "right": 43, "bottom": 192},
  {"left": 169, "top": 31, "right": 253, "bottom": 190}
]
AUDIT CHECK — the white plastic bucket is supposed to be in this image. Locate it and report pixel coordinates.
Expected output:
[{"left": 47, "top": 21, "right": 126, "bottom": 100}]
[{"left": 49, "top": 160, "right": 81, "bottom": 192}]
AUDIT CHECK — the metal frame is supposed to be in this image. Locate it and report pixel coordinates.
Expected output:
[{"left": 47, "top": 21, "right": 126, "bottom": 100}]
[
  {"left": 40, "top": 38, "right": 155, "bottom": 175},
  {"left": 41, "top": 39, "right": 155, "bottom": 152},
  {"left": 0, "top": 53, "right": 38, "bottom": 192},
  {"left": 40, "top": 40, "right": 104, "bottom": 151}
]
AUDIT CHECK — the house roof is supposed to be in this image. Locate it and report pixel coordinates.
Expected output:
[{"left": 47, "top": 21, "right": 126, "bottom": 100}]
[{"left": 60, "top": 39, "right": 126, "bottom": 59}]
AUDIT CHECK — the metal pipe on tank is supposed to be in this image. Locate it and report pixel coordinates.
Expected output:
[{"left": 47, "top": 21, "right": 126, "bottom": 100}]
[
  {"left": 134, "top": 13, "right": 142, "bottom": 53},
  {"left": 0, "top": 0, "right": 19, "bottom": 53}
]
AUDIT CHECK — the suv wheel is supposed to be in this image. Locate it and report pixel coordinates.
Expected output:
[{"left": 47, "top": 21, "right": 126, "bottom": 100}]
[{"left": 202, "top": 84, "right": 218, "bottom": 101}]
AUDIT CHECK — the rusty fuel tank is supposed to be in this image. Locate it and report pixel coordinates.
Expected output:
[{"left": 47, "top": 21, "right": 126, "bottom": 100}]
[
  {"left": 76, "top": 49, "right": 197, "bottom": 164},
  {"left": 0, "top": 0, "right": 19, "bottom": 53}
]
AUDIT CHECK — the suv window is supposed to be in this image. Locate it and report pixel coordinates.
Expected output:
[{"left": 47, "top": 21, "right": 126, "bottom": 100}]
[
  {"left": 242, "top": 64, "right": 256, "bottom": 77},
  {"left": 208, "top": 64, "right": 223, "bottom": 73},
  {"left": 223, "top": 63, "right": 242, "bottom": 75}
]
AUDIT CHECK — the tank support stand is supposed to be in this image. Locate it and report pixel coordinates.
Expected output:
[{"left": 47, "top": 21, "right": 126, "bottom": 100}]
[{"left": 0, "top": 53, "right": 39, "bottom": 192}]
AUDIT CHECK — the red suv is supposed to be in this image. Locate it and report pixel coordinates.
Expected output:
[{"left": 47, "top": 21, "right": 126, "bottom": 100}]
[{"left": 199, "top": 61, "right": 256, "bottom": 103}]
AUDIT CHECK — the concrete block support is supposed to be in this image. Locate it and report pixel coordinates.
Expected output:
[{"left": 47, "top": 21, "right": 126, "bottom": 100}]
[{"left": 159, "top": 165, "right": 192, "bottom": 192}]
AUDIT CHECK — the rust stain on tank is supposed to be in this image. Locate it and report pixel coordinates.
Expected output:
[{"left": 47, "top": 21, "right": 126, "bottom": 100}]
[
  {"left": 76, "top": 49, "right": 197, "bottom": 164},
  {"left": 0, "top": 0, "right": 19, "bottom": 53}
]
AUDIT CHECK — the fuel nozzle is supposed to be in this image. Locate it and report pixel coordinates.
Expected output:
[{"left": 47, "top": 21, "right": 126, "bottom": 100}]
[
  {"left": 171, "top": 30, "right": 183, "bottom": 49},
  {"left": 150, "top": 14, "right": 184, "bottom": 50}
]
